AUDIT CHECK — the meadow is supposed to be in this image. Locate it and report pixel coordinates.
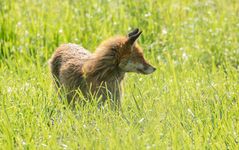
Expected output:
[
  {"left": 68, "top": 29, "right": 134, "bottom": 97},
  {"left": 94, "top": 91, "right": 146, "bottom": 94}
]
[{"left": 0, "top": 0, "right": 238, "bottom": 149}]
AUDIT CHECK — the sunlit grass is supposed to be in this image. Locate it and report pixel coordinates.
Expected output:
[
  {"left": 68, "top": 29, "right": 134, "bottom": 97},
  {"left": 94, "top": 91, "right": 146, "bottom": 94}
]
[{"left": 0, "top": 0, "right": 238, "bottom": 149}]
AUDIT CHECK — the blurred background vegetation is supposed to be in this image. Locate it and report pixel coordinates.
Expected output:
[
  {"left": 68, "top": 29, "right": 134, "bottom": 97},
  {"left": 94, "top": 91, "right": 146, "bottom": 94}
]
[{"left": 0, "top": 0, "right": 238, "bottom": 149}]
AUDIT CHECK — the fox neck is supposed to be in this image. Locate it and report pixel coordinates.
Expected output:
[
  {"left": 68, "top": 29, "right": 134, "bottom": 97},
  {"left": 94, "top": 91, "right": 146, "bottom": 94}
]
[{"left": 83, "top": 52, "right": 125, "bottom": 83}]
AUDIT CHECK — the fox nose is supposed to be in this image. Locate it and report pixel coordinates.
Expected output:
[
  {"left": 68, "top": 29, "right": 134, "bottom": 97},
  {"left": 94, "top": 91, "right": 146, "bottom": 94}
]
[
  {"left": 152, "top": 67, "right": 156, "bottom": 72},
  {"left": 141, "top": 65, "right": 156, "bottom": 74}
]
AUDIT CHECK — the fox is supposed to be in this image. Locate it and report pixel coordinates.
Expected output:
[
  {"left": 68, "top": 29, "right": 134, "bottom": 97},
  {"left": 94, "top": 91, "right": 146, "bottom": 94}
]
[{"left": 49, "top": 28, "right": 156, "bottom": 108}]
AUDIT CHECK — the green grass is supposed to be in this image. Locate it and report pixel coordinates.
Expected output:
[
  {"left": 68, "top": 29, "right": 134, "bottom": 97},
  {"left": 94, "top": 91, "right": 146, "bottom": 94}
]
[{"left": 0, "top": 0, "right": 239, "bottom": 149}]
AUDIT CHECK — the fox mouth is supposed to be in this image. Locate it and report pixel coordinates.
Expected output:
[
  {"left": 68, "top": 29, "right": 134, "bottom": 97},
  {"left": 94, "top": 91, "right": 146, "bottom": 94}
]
[
  {"left": 136, "top": 68, "right": 147, "bottom": 74},
  {"left": 137, "top": 66, "right": 156, "bottom": 75}
]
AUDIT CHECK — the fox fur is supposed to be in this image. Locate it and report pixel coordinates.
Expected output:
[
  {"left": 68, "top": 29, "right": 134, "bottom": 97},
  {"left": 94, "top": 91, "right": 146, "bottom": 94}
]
[{"left": 49, "top": 28, "right": 155, "bottom": 108}]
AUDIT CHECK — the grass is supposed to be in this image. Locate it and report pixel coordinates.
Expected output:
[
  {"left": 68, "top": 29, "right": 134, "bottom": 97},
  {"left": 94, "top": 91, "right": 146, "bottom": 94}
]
[{"left": 0, "top": 0, "right": 238, "bottom": 149}]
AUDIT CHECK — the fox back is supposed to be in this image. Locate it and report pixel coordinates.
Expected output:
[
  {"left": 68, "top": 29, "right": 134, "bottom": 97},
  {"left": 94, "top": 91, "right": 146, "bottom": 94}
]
[{"left": 49, "top": 28, "right": 155, "bottom": 108}]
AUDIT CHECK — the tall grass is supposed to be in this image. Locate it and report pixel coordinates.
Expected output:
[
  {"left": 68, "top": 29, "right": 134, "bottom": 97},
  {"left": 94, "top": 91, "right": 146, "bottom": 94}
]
[{"left": 0, "top": 0, "right": 238, "bottom": 149}]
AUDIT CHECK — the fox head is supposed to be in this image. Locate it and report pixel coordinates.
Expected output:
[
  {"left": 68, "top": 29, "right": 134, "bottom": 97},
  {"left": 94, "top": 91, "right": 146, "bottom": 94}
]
[
  {"left": 116, "top": 28, "right": 156, "bottom": 75},
  {"left": 95, "top": 28, "right": 156, "bottom": 75}
]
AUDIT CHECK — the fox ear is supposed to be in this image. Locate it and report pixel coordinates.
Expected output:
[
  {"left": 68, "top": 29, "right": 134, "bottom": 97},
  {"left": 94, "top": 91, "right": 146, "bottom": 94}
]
[
  {"left": 128, "top": 28, "right": 139, "bottom": 37},
  {"left": 127, "top": 28, "right": 142, "bottom": 45}
]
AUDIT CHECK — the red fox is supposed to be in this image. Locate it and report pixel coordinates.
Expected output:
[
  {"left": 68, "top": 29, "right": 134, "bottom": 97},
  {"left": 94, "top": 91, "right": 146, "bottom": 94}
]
[{"left": 49, "top": 28, "right": 155, "bottom": 108}]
